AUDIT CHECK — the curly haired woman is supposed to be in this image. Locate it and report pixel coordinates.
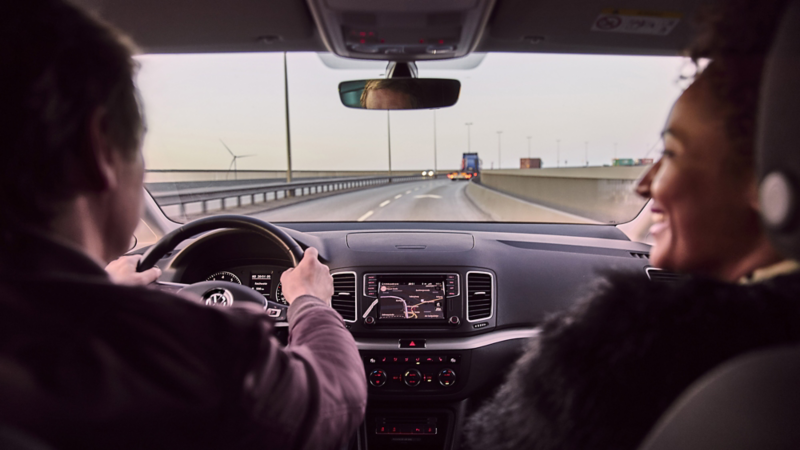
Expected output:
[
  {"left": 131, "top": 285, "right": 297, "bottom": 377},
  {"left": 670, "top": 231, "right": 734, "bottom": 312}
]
[{"left": 464, "top": 1, "right": 800, "bottom": 449}]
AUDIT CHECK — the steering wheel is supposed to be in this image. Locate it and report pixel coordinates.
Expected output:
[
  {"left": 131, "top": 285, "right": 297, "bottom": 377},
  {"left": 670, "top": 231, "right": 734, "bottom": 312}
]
[{"left": 137, "top": 215, "right": 304, "bottom": 316}]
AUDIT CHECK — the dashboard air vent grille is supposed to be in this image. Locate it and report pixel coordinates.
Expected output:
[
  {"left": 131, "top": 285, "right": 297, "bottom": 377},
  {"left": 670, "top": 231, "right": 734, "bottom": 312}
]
[
  {"left": 630, "top": 252, "right": 650, "bottom": 259},
  {"left": 646, "top": 268, "right": 683, "bottom": 283},
  {"left": 467, "top": 272, "right": 493, "bottom": 321},
  {"left": 331, "top": 272, "right": 357, "bottom": 322}
]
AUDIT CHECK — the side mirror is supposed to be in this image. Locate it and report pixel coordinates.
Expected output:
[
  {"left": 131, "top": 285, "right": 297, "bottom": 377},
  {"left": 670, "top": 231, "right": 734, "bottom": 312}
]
[{"left": 339, "top": 78, "right": 461, "bottom": 110}]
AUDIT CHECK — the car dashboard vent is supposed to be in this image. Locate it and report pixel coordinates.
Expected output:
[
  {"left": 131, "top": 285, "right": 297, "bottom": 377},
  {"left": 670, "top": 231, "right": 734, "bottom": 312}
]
[
  {"left": 630, "top": 252, "right": 650, "bottom": 259},
  {"left": 646, "top": 267, "right": 683, "bottom": 283},
  {"left": 331, "top": 272, "right": 356, "bottom": 322},
  {"left": 467, "top": 272, "right": 494, "bottom": 321}
]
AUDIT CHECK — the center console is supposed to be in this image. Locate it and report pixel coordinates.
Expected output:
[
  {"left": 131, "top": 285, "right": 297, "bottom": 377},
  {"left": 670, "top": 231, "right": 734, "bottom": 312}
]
[
  {"left": 355, "top": 271, "right": 492, "bottom": 398},
  {"left": 360, "top": 408, "right": 459, "bottom": 450},
  {"left": 341, "top": 269, "right": 504, "bottom": 450},
  {"left": 365, "top": 353, "right": 462, "bottom": 391}
]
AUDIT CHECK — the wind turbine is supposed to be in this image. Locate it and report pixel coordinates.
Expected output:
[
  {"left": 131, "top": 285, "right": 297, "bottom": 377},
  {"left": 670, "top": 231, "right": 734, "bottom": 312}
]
[{"left": 220, "top": 139, "right": 255, "bottom": 180}]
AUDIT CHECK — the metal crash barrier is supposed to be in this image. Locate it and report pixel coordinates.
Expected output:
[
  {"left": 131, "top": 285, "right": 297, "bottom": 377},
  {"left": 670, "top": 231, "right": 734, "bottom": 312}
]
[{"left": 148, "top": 174, "right": 445, "bottom": 216}]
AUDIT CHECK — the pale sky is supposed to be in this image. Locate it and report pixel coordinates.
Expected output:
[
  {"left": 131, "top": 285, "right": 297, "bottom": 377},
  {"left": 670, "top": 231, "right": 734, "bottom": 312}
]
[{"left": 135, "top": 52, "right": 689, "bottom": 172}]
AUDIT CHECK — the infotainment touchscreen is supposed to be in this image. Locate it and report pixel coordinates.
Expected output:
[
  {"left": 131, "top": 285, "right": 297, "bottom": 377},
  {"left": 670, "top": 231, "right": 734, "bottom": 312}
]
[{"left": 378, "top": 280, "right": 446, "bottom": 320}]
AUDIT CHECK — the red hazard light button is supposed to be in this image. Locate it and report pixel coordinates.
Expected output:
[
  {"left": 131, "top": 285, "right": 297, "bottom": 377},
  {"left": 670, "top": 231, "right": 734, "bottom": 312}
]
[{"left": 399, "top": 339, "right": 426, "bottom": 349}]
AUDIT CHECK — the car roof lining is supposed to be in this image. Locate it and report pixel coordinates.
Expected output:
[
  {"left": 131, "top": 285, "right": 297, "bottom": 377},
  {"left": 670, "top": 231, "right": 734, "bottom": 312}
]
[{"left": 75, "top": 0, "right": 720, "bottom": 57}]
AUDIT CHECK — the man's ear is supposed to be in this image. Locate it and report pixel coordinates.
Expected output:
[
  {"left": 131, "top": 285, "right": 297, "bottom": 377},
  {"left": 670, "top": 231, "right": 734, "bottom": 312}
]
[{"left": 77, "top": 107, "right": 119, "bottom": 192}]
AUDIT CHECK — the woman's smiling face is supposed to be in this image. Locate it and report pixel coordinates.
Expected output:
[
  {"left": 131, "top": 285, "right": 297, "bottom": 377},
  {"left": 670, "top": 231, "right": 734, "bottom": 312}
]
[{"left": 636, "top": 77, "right": 764, "bottom": 280}]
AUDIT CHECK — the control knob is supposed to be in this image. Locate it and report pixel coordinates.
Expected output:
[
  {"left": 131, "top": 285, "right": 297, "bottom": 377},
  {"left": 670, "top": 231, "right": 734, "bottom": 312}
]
[
  {"left": 438, "top": 368, "right": 456, "bottom": 387},
  {"left": 368, "top": 369, "right": 387, "bottom": 387},
  {"left": 448, "top": 316, "right": 460, "bottom": 326},
  {"left": 404, "top": 369, "right": 422, "bottom": 387}
]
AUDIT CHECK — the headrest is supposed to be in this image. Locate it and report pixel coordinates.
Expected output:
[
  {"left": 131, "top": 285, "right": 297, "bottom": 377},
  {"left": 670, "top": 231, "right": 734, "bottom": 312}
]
[{"left": 758, "top": 0, "right": 800, "bottom": 259}]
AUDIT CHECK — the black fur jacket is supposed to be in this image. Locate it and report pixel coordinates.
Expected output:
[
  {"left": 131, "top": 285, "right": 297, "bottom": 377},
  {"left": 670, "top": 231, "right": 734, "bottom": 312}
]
[{"left": 464, "top": 270, "right": 800, "bottom": 450}]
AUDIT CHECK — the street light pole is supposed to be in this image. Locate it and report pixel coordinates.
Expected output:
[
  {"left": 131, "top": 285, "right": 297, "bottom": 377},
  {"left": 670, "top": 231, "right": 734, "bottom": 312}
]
[
  {"left": 527, "top": 136, "right": 532, "bottom": 159},
  {"left": 557, "top": 139, "right": 561, "bottom": 168},
  {"left": 387, "top": 110, "right": 392, "bottom": 182},
  {"left": 283, "top": 52, "right": 293, "bottom": 183},
  {"left": 497, "top": 131, "right": 503, "bottom": 169},
  {"left": 465, "top": 122, "right": 473, "bottom": 152},
  {"left": 433, "top": 110, "right": 438, "bottom": 173}
]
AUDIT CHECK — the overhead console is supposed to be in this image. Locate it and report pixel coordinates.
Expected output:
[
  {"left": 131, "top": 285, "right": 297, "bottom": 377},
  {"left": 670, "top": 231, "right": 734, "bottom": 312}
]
[{"left": 306, "top": 0, "right": 497, "bottom": 60}]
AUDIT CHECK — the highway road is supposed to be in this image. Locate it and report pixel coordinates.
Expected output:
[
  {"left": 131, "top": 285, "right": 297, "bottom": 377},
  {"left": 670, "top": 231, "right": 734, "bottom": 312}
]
[{"left": 253, "top": 179, "right": 491, "bottom": 222}]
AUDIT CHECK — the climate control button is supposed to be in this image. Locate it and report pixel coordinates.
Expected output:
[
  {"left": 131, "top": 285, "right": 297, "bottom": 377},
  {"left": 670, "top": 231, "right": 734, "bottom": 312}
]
[
  {"left": 438, "top": 368, "right": 456, "bottom": 387},
  {"left": 368, "top": 369, "right": 387, "bottom": 387},
  {"left": 404, "top": 369, "right": 422, "bottom": 387}
]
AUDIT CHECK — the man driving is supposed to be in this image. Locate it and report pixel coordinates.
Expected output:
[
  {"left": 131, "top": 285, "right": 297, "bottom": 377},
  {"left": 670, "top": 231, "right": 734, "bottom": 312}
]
[{"left": 0, "top": 1, "right": 366, "bottom": 449}]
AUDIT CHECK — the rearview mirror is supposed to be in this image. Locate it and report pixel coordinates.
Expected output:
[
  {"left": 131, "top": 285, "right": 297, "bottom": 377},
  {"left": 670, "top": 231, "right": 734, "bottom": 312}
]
[{"left": 339, "top": 79, "right": 461, "bottom": 110}]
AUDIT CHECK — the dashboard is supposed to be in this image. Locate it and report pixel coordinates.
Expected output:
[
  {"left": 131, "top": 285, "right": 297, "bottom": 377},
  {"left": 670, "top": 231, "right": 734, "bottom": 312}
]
[
  {"left": 147, "top": 221, "right": 656, "bottom": 450},
  {"left": 203, "top": 265, "right": 289, "bottom": 305}
]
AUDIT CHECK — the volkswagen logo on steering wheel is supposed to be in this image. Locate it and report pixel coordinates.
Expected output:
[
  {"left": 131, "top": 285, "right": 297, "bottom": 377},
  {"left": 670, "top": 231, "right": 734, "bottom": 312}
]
[{"left": 203, "top": 288, "right": 233, "bottom": 307}]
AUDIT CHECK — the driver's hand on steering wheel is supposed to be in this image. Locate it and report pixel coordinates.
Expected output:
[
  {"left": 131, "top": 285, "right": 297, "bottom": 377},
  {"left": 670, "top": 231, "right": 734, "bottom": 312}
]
[
  {"left": 280, "top": 248, "right": 333, "bottom": 305},
  {"left": 106, "top": 255, "right": 162, "bottom": 286}
]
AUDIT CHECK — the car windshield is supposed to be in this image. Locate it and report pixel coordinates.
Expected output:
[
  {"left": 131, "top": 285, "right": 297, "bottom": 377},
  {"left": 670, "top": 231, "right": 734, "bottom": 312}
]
[{"left": 137, "top": 52, "right": 686, "bottom": 224}]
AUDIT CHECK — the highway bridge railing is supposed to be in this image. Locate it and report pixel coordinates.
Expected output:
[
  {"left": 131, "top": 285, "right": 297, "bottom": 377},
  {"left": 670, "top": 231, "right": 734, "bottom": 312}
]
[
  {"left": 148, "top": 173, "right": 444, "bottom": 216},
  {"left": 144, "top": 169, "right": 439, "bottom": 183}
]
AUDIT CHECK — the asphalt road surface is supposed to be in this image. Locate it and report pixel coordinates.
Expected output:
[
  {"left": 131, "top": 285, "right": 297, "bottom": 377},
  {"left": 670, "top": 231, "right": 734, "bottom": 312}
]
[{"left": 253, "top": 179, "right": 491, "bottom": 222}]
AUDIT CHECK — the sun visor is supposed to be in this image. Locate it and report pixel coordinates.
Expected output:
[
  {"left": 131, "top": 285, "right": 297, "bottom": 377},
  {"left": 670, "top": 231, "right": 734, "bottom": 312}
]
[{"left": 84, "top": 0, "right": 318, "bottom": 54}]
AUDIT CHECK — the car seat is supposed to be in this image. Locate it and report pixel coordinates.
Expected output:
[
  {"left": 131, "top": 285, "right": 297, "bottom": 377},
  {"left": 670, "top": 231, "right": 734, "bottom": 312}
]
[{"left": 0, "top": 424, "right": 55, "bottom": 450}]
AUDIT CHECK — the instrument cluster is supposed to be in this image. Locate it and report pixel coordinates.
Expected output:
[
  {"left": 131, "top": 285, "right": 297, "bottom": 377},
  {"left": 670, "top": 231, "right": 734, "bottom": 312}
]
[{"left": 205, "top": 265, "right": 290, "bottom": 305}]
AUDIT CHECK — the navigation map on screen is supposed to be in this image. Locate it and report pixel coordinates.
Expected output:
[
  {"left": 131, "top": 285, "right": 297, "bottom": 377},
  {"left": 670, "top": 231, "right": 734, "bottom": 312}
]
[{"left": 378, "top": 281, "right": 445, "bottom": 320}]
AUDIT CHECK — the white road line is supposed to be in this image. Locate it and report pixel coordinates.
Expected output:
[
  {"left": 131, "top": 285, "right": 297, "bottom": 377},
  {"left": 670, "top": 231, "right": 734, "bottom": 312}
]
[
  {"left": 379, "top": 200, "right": 391, "bottom": 207},
  {"left": 415, "top": 194, "right": 442, "bottom": 199},
  {"left": 394, "top": 194, "right": 402, "bottom": 199},
  {"left": 405, "top": 190, "right": 411, "bottom": 194},
  {"left": 357, "top": 210, "right": 374, "bottom": 222}
]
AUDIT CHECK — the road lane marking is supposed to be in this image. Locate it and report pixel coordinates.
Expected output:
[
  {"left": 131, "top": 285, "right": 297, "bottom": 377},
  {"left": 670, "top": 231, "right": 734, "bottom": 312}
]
[
  {"left": 394, "top": 194, "right": 402, "bottom": 199},
  {"left": 405, "top": 190, "right": 411, "bottom": 194},
  {"left": 415, "top": 194, "right": 442, "bottom": 199},
  {"left": 414, "top": 187, "right": 420, "bottom": 191},
  {"left": 379, "top": 200, "right": 391, "bottom": 207},
  {"left": 357, "top": 210, "right": 374, "bottom": 222}
]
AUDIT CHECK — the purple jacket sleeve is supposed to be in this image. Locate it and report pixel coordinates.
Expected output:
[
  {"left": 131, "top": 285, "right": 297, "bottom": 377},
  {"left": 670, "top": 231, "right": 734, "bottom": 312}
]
[{"left": 228, "top": 295, "right": 367, "bottom": 450}]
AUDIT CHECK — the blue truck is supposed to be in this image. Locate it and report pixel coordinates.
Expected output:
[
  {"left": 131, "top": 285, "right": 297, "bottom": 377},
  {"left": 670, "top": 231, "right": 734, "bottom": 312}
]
[{"left": 449, "top": 152, "right": 481, "bottom": 180}]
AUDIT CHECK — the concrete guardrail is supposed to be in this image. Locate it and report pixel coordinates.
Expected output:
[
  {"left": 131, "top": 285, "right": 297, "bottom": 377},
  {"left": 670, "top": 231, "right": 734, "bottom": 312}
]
[{"left": 476, "top": 166, "right": 650, "bottom": 223}]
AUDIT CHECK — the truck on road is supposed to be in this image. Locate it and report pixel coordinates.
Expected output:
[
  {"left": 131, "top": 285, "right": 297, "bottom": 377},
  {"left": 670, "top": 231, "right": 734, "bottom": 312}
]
[{"left": 448, "top": 152, "right": 481, "bottom": 181}]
